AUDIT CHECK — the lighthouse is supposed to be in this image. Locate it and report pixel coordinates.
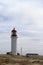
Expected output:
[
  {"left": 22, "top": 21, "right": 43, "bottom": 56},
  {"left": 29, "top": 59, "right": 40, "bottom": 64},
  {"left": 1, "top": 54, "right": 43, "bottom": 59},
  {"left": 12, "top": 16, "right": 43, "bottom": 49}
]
[{"left": 11, "top": 28, "right": 17, "bottom": 55}]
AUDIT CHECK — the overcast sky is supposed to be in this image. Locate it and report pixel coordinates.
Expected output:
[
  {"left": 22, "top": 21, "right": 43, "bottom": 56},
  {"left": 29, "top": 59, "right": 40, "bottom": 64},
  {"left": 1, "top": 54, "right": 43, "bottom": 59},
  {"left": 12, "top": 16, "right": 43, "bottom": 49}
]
[{"left": 0, "top": 0, "right": 43, "bottom": 55}]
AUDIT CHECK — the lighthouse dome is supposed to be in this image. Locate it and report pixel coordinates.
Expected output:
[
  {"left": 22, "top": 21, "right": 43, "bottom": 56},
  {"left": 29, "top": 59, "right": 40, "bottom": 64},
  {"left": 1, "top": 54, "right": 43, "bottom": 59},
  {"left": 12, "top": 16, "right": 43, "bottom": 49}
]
[{"left": 12, "top": 28, "right": 17, "bottom": 32}]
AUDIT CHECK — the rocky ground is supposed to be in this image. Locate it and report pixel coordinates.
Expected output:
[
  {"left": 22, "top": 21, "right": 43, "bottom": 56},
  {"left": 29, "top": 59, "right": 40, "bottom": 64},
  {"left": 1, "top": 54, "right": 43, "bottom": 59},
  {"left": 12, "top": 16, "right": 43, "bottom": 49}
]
[{"left": 0, "top": 54, "right": 43, "bottom": 65}]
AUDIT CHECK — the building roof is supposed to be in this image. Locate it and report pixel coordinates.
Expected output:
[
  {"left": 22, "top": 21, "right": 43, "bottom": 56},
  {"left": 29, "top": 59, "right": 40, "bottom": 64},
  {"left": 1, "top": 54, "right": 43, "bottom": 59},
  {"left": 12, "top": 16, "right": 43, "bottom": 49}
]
[{"left": 12, "top": 28, "right": 17, "bottom": 32}]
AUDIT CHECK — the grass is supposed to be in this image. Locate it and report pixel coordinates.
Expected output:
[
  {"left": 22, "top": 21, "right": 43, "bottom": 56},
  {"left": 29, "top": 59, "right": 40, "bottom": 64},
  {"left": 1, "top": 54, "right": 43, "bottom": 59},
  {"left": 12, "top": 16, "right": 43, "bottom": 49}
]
[{"left": 0, "top": 54, "right": 43, "bottom": 65}]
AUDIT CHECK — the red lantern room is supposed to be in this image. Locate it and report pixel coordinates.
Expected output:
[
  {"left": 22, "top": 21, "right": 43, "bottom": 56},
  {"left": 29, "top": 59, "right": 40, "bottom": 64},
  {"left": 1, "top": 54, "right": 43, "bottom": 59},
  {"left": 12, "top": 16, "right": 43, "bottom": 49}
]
[{"left": 11, "top": 28, "right": 17, "bottom": 37}]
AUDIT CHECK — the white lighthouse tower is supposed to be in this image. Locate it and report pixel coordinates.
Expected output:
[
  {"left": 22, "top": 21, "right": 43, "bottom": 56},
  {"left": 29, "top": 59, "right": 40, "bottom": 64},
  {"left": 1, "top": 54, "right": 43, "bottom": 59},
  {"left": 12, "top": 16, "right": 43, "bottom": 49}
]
[{"left": 11, "top": 28, "right": 17, "bottom": 55}]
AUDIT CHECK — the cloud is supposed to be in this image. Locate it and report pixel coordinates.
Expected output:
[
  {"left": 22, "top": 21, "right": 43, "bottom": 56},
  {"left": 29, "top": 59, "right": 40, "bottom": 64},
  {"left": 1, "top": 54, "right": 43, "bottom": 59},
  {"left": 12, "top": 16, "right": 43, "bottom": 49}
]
[
  {"left": 0, "top": 0, "right": 43, "bottom": 38},
  {"left": 0, "top": 0, "right": 43, "bottom": 37}
]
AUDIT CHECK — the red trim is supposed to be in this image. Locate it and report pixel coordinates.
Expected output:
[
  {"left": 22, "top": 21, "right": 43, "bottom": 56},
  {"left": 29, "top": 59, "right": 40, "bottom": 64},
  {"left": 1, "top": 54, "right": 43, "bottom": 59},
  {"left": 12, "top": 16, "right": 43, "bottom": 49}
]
[{"left": 11, "top": 34, "right": 17, "bottom": 37}]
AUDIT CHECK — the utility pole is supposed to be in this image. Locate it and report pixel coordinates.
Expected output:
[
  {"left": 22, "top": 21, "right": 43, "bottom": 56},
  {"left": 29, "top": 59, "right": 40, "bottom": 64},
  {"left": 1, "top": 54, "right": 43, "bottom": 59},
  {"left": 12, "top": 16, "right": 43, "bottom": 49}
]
[{"left": 21, "top": 47, "right": 22, "bottom": 55}]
